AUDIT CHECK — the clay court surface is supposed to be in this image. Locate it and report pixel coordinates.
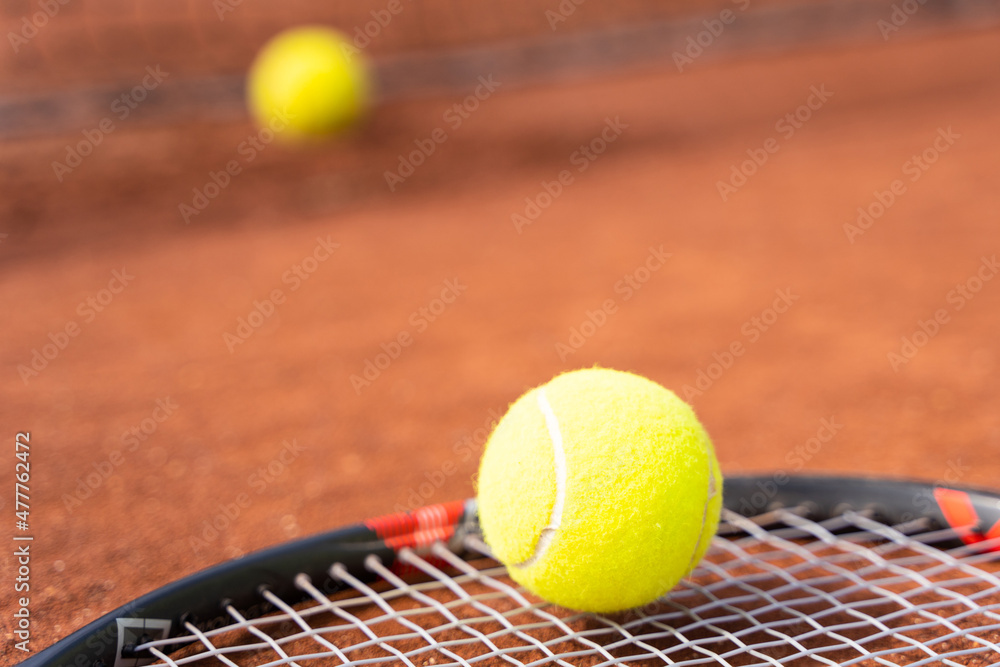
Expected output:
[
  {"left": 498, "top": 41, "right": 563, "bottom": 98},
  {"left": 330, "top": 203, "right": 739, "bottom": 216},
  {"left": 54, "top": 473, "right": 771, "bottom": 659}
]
[{"left": 1, "top": 9, "right": 999, "bottom": 663}]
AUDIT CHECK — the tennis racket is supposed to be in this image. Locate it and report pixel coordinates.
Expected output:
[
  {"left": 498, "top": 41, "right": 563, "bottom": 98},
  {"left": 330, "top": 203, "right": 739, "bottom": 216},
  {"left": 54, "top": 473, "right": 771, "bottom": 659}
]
[{"left": 19, "top": 474, "right": 1000, "bottom": 667}]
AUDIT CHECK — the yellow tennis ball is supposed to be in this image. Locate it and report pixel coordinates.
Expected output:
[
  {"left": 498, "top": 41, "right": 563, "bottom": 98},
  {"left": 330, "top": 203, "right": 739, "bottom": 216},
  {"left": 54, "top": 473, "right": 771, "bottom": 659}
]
[
  {"left": 477, "top": 367, "right": 722, "bottom": 613},
  {"left": 247, "top": 27, "right": 370, "bottom": 140}
]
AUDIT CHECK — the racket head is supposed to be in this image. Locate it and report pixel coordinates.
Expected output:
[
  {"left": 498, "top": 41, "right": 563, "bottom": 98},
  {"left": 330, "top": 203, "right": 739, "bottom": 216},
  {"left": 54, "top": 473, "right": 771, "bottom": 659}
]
[{"left": 19, "top": 475, "right": 1000, "bottom": 667}]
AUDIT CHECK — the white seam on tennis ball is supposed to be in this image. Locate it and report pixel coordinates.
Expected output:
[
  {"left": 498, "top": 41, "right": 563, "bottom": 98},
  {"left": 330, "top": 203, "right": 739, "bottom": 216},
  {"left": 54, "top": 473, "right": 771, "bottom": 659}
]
[
  {"left": 512, "top": 387, "right": 567, "bottom": 570},
  {"left": 684, "top": 455, "right": 718, "bottom": 576}
]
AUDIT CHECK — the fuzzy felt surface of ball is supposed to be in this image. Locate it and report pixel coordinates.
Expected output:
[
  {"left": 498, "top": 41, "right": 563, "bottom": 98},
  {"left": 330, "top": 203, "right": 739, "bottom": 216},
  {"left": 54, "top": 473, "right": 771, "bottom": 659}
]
[
  {"left": 247, "top": 27, "right": 370, "bottom": 140},
  {"left": 477, "top": 367, "right": 722, "bottom": 613}
]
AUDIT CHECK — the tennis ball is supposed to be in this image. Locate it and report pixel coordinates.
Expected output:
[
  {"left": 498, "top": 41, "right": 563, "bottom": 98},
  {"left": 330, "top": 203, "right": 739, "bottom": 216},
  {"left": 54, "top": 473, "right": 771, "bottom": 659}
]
[
  {"left": 477, "top": 368, "right": 722, "bottom": 613},
  {"left": 247, "top": 27, "right": 370, "bottom": 140}
]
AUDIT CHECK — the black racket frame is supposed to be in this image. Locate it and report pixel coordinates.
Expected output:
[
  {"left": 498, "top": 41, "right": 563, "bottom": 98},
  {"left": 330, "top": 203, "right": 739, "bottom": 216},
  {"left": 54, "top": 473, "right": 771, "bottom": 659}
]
[{"left": 19, "top": 475, "right": 1000, "bottom": 667}]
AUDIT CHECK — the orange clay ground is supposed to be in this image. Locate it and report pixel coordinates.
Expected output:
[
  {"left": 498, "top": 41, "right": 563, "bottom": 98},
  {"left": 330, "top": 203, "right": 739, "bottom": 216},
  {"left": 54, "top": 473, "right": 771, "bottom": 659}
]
[{"left": 1, "top": 27, "right": 999, "bottom": 662}]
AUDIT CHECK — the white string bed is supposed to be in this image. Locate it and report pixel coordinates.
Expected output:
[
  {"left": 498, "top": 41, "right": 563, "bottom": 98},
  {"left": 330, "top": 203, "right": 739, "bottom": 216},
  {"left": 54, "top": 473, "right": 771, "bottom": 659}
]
[{"left": 140, "top": 508, "right": 1000, "bottom": 667}]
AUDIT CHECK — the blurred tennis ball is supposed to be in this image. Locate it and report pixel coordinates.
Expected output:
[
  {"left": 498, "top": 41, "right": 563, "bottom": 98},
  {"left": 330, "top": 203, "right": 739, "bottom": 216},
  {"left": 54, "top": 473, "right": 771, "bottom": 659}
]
[
  {"left": 477, "top": 367, "right": 722, "bottom": 613},
  {"left": 247, "top": 27, "right": 371, "bottom": 140}
]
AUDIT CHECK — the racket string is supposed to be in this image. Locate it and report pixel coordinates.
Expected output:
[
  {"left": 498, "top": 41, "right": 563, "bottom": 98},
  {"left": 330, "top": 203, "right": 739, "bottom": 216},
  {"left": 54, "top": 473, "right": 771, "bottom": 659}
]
[
  {"left": 439, "top": 540, "right": 625, "bottom": 666},
  {"left": 296, "top": 573, "right": 417, "bottom": 667},
  {"left": 259, "top": 586, "right": 353, "bottom": 666},
  {"left": 718, "top": 510, "right": 1000, "bottom": 664},
  {"left": 136, "top": 510, "right": 1000, "bottom": 667},
  {"left": 784, "top": 510, "right": 1000, "bottom": 660},
  {"left": 395, "top": 547, "right": 579, "bottom": 667}
]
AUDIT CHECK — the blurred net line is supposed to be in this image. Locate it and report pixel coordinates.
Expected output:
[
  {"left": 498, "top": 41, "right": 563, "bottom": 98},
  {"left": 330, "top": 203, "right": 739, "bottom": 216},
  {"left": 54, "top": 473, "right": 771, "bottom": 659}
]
[{"left": 2, "top": 0, "right": 999, "bottom": 140}]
